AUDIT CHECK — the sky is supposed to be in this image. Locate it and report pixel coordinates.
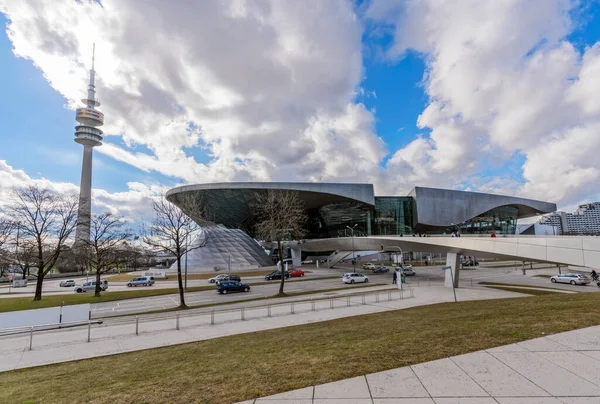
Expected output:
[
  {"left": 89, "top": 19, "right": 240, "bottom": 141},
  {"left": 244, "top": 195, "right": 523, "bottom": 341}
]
[{"left": 1, "top": 0, "right": 600, "bottom": 224}]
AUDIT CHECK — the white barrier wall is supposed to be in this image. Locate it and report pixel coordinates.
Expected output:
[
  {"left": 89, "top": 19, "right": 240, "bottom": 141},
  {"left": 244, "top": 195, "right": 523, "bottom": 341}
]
[{"left": 0, "top": 304, "right": 91, "bottom": 329}]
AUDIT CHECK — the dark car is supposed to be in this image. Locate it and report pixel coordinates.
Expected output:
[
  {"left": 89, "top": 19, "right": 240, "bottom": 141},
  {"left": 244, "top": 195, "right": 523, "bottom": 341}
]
[
  {"left": 217, "top": 281, "right": 250, "bottom": 294},
  {"left": 215, "top": 274, "right": 241, "bottom": 285},
  {"left": 372, "top": 266, "right": 390, "bottom": 273},
  {"left": 264, "top": 270, "right": 290, "bottom": 281}
]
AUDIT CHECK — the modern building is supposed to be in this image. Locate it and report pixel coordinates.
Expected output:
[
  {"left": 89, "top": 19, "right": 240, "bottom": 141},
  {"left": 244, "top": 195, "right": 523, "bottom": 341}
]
[
  {"left": 74, "top": 45, "right": 104, "bottom": 246},
  {"left": 539, "top": 202, "right": 600, "bottom": 235},
  {"left": 166, "top": 182, "right": 557, "bottom": 271}
]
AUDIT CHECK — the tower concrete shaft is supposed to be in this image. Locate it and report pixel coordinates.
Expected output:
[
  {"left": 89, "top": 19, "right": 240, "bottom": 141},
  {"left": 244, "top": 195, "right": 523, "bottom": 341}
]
[{"left": 74, "top": 45, "right": 103, "bottom": 246}]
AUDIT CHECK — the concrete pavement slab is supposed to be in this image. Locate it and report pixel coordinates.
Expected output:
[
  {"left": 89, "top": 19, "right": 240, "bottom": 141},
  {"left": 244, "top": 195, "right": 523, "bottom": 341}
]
[
  {"left": 374, "top": 399, "right": 435, "bottom": 404},
  {"left": 313, "top": 376, "right": 371, "bottom": 399},
  {"left": 546, "top": 328, "right": 600, "bottom": 351},
  {"left": 558, "top": 398, "right": 600, "bottom": 403},
  {"left": 490, "top": 352, "right": 600, "bottom": 396},
  {"left": 366, "top": 366, "right": 429, "bottom": 398},
  {"left": 433, "top": 399, "right": 498, "bottom": 404},
  {"left": 256, "top": 387, "right": 314, "bottom": 400},
  {"left": 494, "top": 398, "right": 564, "bottom": 404},
  {"left": 256, "top": 400, "right": 311, "bottom": 404},
  {"left": 517, "top": 337, "right": 572, "bottom": 352},
  {"left": 313, "top": 400, "right": 372, "bottom": 404},
  {"left": 410, "top": 358, "right": 489, "bottom": 398},
  {"left": 579, "top": 350, "right": 600, "bottom": 361},
  {"left": 537, "top": 351, "right": 600, "bottom": 387},
  {"left": 450, "top": 352, "right": 549, "bottom": 397}
]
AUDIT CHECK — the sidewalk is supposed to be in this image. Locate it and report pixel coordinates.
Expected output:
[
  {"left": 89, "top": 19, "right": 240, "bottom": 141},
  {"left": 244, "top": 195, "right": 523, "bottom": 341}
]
[
  {"left": 0, "top": 286, "right": 520, "bottom": 372},
  {"left": 240, "top": 325, "right": 600, "bottom": 403}
]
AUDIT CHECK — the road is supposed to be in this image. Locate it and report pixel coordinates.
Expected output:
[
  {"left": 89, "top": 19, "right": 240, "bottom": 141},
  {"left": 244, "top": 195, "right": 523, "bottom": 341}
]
[{"left": 90, "top": 275, "right": 388, "bottom": 318}]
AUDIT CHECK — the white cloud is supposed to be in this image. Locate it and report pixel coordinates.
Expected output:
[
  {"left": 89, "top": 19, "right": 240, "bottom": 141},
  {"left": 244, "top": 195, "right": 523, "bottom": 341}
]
[
  {"left": 366, "top": 0, "right": 600, "bottom": 205},
  {"left": 0, "top": 160, "right": 160, "bottom": 226},
  {"left": 0, "top": 0, "right": 382, "bottom": 187}
]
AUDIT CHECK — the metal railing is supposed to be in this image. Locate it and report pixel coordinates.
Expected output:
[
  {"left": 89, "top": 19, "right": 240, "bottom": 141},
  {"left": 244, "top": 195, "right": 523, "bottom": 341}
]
[
  {"left": 0, "top": 319, "right": 104, "bottom": 350},
  {"left": 105, "top": 288, "right": 414, "bottom": 336},
  {"left": 0, "top": 289, "right": 415, "bottom": 348}
]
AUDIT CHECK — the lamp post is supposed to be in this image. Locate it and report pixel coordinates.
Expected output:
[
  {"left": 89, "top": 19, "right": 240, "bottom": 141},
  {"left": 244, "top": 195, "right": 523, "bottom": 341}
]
[{"left": 346, "top": 224, "right": 358, "bottom": 273}]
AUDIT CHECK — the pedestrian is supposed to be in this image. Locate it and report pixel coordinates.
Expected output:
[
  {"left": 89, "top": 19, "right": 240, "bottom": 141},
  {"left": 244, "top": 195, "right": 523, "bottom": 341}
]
[{"left": 392, "top": 271, "right": 397, "bottom": 284}]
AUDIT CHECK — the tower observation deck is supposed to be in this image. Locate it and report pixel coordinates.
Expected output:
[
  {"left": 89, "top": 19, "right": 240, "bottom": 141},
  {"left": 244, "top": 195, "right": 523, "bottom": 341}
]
[{"left": 74, "top": 44, "right": 103, "bottom": 246}]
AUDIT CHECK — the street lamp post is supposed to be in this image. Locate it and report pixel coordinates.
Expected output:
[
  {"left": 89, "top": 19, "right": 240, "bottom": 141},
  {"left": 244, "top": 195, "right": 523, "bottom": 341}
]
[{"left": 346, "top": 224, "right": 358, "bottom": 273}]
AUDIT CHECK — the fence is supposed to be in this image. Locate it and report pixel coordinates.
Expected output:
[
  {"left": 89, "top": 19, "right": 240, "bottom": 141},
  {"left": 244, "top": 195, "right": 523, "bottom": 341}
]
[{"left": 0, "top": 288, "right": 414, "bottom": 349}]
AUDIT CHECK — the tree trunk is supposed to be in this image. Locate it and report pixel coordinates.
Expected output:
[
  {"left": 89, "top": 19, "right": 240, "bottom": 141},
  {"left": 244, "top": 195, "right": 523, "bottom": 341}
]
[
  {"left": 33, "top": 273, "right": 44, "bottom": 301},
  {"left": 277, "top": 239, "right": 285, "bottom": 295},
  {"left": 176, "top": 256, "right": 186, "bottom": 307},
  {"left": 95, "top": 269, "right": 102, "bottom": 297}
]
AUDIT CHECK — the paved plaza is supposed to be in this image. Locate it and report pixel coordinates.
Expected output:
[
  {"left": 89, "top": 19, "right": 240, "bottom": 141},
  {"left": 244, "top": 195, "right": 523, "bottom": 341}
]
[{"left": 239, "top": 325, "right": 600, "bottom": 404}]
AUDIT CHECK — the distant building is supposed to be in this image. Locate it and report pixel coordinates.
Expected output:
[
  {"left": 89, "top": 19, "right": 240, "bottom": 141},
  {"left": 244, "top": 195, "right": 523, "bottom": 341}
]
[{"left": 539, "top": 202, "right": 600, "bottom": 235}]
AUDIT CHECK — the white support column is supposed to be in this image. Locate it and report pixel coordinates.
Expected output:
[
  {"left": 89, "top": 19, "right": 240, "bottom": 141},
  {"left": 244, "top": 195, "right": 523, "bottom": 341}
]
[
  {"left": 290, "top": 245, "right": 302, "bottom": 267},
  {"left": 445, "top": 252, "right": 460, "bottom": 288}
]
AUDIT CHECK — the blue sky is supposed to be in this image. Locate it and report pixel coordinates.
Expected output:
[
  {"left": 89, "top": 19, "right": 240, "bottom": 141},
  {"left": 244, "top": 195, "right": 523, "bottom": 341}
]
[{"left": 1, "top": 1, "right": 600, "bottom": 216}]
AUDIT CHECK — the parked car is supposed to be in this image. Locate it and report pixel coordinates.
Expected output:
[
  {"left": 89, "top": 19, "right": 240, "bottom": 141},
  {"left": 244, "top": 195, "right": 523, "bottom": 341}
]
[
  {"left": 372, "top": 266, "right": 389, "bottom": 273},
  {"left": 127, "top": 276, "right": 155, "bottom": 287},
  {"left": 342, "top": 273, "right": 369, "bottom": 284},
  {"left": 217, "top": 281, "right": 250, "bottom": 294},
  {"left": 74, "top": 280, "right": 108, "bottom": 293},
  {"left": 289, "top": 268, "right": 305, "bottom": 277},
  {"left": 59, "top": 279, "right": 75, "bottom": 287},
  {"left": 551, "top": 273, "right": 591, "bottom": 285},
  {"left": 401, "top": 268, "right": 416, "bottom": 276},
  {"left": 362, "top": 263, "right": 376, "bottom": 270},
  {"left": 264, "top": 271, "right": 289, "bottom": 281},
  {"left": 208, "top": 274, "right": 230, "bottom": 284}
]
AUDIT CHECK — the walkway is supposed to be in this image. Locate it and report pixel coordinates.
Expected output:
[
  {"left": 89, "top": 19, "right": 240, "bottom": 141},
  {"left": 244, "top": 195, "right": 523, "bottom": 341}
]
[
  {"left": 0, "top": 286, "right": 519, "bottom": 372},
  {"left": 239, "top": 325, "right": 600, "bottom": 403}
]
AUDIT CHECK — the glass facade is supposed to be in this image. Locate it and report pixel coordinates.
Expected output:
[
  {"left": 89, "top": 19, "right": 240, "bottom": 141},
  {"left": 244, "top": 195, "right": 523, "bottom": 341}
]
[
  {"left": 455, "top": 206, "right": 518, "bottom": 234},
  {"left": 372, "top": 197, "right": 415, "bottom": 236},
  {"left": 305, "top": 202, "right": 373, "bottom": 238}
]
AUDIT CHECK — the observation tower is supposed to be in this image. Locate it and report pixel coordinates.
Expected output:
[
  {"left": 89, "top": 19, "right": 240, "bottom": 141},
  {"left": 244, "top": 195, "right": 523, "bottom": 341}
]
[{"left": 74, "top": 44, "right": 104, "bottom": 245}]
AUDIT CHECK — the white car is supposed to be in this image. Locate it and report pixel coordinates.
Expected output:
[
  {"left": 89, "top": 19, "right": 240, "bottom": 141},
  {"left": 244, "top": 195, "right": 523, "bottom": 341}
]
[
  {"left": 362, "top": 263, "right": 376, "bottom": 270},
  {"left": 343, "top": 273, "right": 369, "bottom": 284},
  {"left": 74, "top": 280, "right": 108, "bottom": 293},
  {"left": 127, "top": 276, "right": 155, "bottom": 287},
  {"left": 550, "top": 273, "right": 591, "bottom": 285},
  {"left": 301, "top": 259, "right": 313, "bottom": 264},
  {"left": 401, "top": 264, "right": 413, "bottom": 271},
  {"left": 401, "top": 268, "right": 415, "bottom": 276},
  {"left": 59, "top": 279, "right": 76, "bottom": 287},
  {"left": 209, "top": 274, "right": 230, "bottom": 284}
]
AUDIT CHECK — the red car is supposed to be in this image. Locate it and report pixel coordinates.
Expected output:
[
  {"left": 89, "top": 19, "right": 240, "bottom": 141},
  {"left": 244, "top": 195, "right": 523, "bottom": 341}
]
[{"left": 289, "top": 268, "right": 305, "bottom": 278}]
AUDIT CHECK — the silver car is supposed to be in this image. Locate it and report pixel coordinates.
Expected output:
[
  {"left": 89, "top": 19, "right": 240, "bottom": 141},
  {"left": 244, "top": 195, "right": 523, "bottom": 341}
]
[
  {"left": 127, "top": 276, "right": 155, "bottom": 287},
  {"left": 208, "top": 274, "right": 229, "bottom": 283},
  {"left": 550, "top": 273, "right": 591, "bottom": 285},
  {"left": 59, "top": 279, "right": 75, "bottom": 287},
  {"left": 74, "top": 280, "right": 108, "bottom": 293}
]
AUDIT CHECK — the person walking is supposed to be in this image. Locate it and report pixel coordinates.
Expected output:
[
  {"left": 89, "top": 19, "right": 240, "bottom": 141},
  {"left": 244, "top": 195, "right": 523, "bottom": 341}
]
[{"left": 392, "top": 271, "right": 397, "bottom": 284}]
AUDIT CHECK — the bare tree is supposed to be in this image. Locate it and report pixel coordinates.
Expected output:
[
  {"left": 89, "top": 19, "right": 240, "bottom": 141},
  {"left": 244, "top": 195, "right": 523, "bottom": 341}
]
[
  {"left": 8, "top": 186, "right": 78, "bottom": 301},
  {"left": 84, "top": 212, "right": 132, "bottom": 297},
  {"left": 0, "top": 219, "right": 15, "bottom": 277},
  {"left": 143, "top": 194, "right": 212, "bottom": 308},
  {"left": 253, "top": 190, "right": 307, "bottom": 295}
]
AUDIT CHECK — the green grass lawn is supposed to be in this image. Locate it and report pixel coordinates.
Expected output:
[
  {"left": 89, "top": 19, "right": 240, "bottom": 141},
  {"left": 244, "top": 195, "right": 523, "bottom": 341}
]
[
  {"left": 483, "top": 285, "right": 562, "bottom": 296},
  {"left": 2, "top": 292, "right": 600, "bottom": 404},
  {"left": 478, "top": 281, "right": 562, "bottom": 291}
]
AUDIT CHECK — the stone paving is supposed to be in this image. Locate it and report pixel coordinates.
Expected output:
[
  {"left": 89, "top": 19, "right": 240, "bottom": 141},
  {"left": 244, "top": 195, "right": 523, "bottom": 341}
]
[{"left": 238, "top": 326, "right": 600, "bottom": 404}]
